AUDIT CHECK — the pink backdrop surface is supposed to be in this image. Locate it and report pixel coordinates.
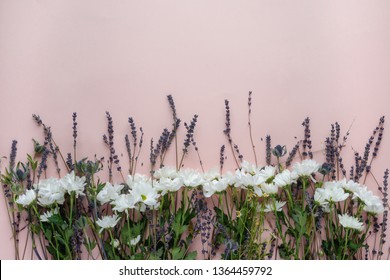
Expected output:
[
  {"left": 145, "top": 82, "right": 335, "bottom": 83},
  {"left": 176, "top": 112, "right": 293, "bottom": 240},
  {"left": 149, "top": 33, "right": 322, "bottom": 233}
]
[{"left": 1, "top": 0, "right": 389, "bottom": 259}]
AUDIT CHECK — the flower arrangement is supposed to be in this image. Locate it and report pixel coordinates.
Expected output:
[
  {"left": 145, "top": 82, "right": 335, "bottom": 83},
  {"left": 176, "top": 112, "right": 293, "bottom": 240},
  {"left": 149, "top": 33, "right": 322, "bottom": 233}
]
[{"left": 1, "top": 93, "right": 388, "bottom": 260}]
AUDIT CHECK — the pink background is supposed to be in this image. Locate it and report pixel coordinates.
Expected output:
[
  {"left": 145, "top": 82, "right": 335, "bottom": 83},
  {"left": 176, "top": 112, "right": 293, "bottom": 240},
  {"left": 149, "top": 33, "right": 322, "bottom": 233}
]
[{"left": 1, "top": 0, "right": 389, "bottom": 259}]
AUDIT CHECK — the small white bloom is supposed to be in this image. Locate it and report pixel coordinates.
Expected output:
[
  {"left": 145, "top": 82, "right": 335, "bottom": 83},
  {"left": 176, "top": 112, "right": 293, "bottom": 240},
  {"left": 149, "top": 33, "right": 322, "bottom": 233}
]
[
  {"left": 352, "top": 187, "right": 383, "bottom": 214},
  {"left": 253, "top": 186, "right": 263, "bottom": 197},
  {"left": 153, "top": 166, "right": 178, "bottom": 179},
  {"left": 258, "top": 166, "right": 276, "bottom": 183},
  {"left": 292, "top": 159, "right": 321, "bottom": 178},
  {"left": 16, "top": 189, "right": 36, "bottom": 207},
  {"left": 234, "top": 169, "right": 264, "bottom": 188},
  {"left": 338, "top": 214, "right": 364, "bottom": 231},
  {"left": 131, "top": 181, "right": 159, "bottom": 206},
  {"left": 222, "top": 172, "right": 236, "bottom": 186},
  {"left": 112, "top": 239, "right": 120, "bottom": 248},
  {"left": 203, "top": 168, "right": 220, "bottom": 181},
  {"left": 111, "top": 194, "right": 136, "bottom": 213},
  {"left": 240, "top": 160, "right": 259, "bottom": 174},
  {"left": 178, "top": 169, "right": 204, "bottom": 187},
  {"left": 264, "top": 200, "right": 286, "bottom": 212},
  {"left": 314, "top": 183, "right": 348, "bottom": 205},
  {"left": 340, "top": 179, "right": 363, "bottom": 194},
  {"left": 203, "top": 179, "right": 228, "bottom": 198},
  {"left": 130, "top": 235, "right": 141, "bottom": 246},
  {"left": 154, "top": 177, "right": 183, "bottom": 195},
  {"left": 97, "top": 182, "right": 124, "bottom": 204},
  {"left": 126, "top": 174, "right": 150, "bottom": 189},
  {"left": 96, "top": 215, "right": 120, "bottom": 233},
  {"left": 40, "top": 208, "right": 59, "bottom": 222},
  {"left": 261, "top": 183, "right": 278, "bottom": 194},
  {"left": 60, "top": 171, "right": 86, "bottom": 197},
  {"left": 361, "top": 194, "right": 384, "bottom": 215},
  {"left": 36, "top": 178, "right": 65, "bottom": 206},
  {"left": 273, "top": 169, "right": 297, "bottom": 187}
]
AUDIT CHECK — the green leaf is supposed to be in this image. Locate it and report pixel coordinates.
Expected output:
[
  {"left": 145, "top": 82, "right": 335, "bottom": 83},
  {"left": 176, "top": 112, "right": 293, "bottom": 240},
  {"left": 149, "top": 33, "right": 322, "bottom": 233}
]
[
  {"left": 48, "top": 214, "right": 64, "bottom": 226},
  {"left": 43, "top": 228, "right": 52, "bottom": 241},
  {"left": 184, "top": 251, "right": 197, "bottom": 260},
  {"left": 172, "top": 247, "right": 185, "bottom": 260}
]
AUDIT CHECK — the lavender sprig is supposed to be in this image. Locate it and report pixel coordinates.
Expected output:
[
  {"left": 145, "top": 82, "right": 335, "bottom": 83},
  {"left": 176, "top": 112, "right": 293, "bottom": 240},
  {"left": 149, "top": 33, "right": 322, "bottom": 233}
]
[{"left": 223, "top": 99, "right": 239, "bottom": 168}]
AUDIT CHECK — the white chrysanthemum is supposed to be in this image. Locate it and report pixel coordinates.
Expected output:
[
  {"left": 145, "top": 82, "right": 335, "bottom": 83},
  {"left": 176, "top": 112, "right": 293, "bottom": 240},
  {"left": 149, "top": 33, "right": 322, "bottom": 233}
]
[
  {"left": 203, "top": 179, "right": 228, "bottom": 197},
  {"left": 361, "top": 194, "right": 384, "bottom": 215},
  {"left": 130, "top": 235, "right": 141, "bottom": 246},
  {"left": 338, "top": 214, "right": 364, "bottom": 231},
  {"left": 16, "top": 189, "right": 36, "bottom": 207},
  {"left": 154, "top": 177, "right": 183, "bottom": 195},
  {"left": 178, "top": 169, "right": 204, "bottom": 187},
  {"left": 261, "top": 183, "right": 278, "bottom": 195},
  {"left": 60, "top": 171, "right": 86, "bottom": 197},
  {"left": 111, "top": 194, "right": 136, "bottom": 213},
  {"left": 352, "top": 187, "right": 383, "bottom": 214},
  {"left": 126, "top": 174, "right": 150, "bottom": 189},
  {"left": 314, "top": 184, "right": 348, "bottom": 205},
  {"left": 153, "top": 166, "right": 178, "bottom": 179},
  {"left": 240, "top": 160, "right": 259, "bottom": 174},
  {"left": 97, "top": 182, "right": 124, "bottom": 204},
  {"left": 340, "top": 179, "right": 363, "bottom": 194},
  {"left": 96, "top": 215, "right": 120, "bottom": 233},
  {"left": 40, "top": 208, "right": 59, "bottom": 222},
  {"left": 273, "top": 169, "right": 297, "bottom": 187},
  {"left": 203, "top": 168, "right": 220, "bottom": 181},
  {"left": 36, "top": 178, "right": 65, "bottom": 206},
  {"left": 222, "top": 171, "right": 236, "bottom": 186},
  {"left": 264, "top": 200, "right": 286, "bottom": 212},
  {"left": 258, "top": 166, "right": 276, "bottom": 183},
  {"left": 131, "top": 181, "right": 159, "bottom": 206},
  {"left": 253, "top": 186, "right": 263, "bottom": 197},
  {"left": 234, "top": 169, "right": 264, "bottom": 188},
  {"left": 292, "top": 159, "right": 321, "bottom": 178}
]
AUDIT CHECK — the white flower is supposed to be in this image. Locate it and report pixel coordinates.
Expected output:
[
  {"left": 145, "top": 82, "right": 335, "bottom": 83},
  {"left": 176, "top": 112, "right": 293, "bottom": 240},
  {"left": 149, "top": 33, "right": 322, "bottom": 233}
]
[
  {"left": 154, "top": 177, "right": 182, "bottom": 195},
  {"left": 314, "top": 183, "right": 348, "bottom": 206},
  {"left": 360, "top": 193, "right": 384, "bottom": 215},
  {"left": 60, "top": 171, "right": 86, "bottom": 197},
  {"left": 126, "top": 174, "right": 150, "bottom": 189},
  {"left": 234, "top": 169, "right": 264, "bottom": 188},
  {"left": 36, "top": 178, "right": 65, "bottom": 206},
  {"left": 97, "top": 182, "right": 124, "bottom": 204},
  {"left": 240, "top": 160, "right": 259, "bottom": 174},
  {"left": 130, "top": 235, "right": 141, "bottom": 246},
  {"left": 222, "top": 172, "right": 236, "bottom": 186},
  {"left": 131, "top": 181, "right": 159, "bottom": 206},
  {"left": 203, "top": 179, "right": 228, "bottom": 197},
  {"left": 153, "top": 166, "right": 178, "bottom": 179},
  {"left": 112, "top": 239, "right": 120, "bottom": 248},
  {"left": 273, "top": 169, "right": 297, "bottom": 187},
  {"left": 364, "top": 202, "right": 385, "bottom": 215},
  {"left": 253, "top": 186, "right": 263, "bottom": 197},
  {"left": 352, "top": 187, "right": 383, "bottom": 214},
  {"left": 338, "top": 214, "right": 364, "bottom": 231},
  {"left": 203, "top": 168, "right": 220, "bottom": 181},
  {"left": 341, "top": 179, "right": 363, "bottom": 194},
  {"left": 40, "top": 208, "right": 59, "bottom": 222},
  {"left": 292, "top": 159, "right": 321, "bottom": 178},
  {"left": 111, "top": 194, "right": 136, "bottom": 213},
  {"left": 258, "top": 166, "right": 276, "bottom": 183},
  {"left": 264, "top": 200, "right": 286, "bottom": 212},
  {"left": 96, "top": 215, "right": 120, "bottom": 233},
  {"left": 178, "top": 169, "right": 204, "bottom": 187},
  {"left": 261, "top": 183, "right": 278, "bottom": 195},
  {"left": 16, "top": 189, "right": 36, "bottom": 207}
]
